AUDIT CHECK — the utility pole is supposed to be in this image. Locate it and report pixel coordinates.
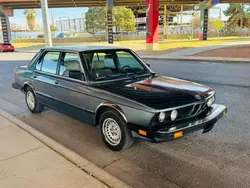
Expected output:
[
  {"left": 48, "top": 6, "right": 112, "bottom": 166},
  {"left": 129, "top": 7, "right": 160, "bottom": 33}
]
[
  {"left": 219, "top": 8, "right": 222, "bottom": 21},
  {"left": 59, "top": 17, "right": 63, "bottom": 31},
  {"left": 240, "top": 3, "right": 243, "bottom": 36},
  {"left": 51, "top": 12, "right": 54, "bottom": 26},
  {"left": 191, "top": 13, "right": 195, "bottom": 40},
  {"left": 163, "top": 5, "right": 167, "bottom": 36},
  {"left": 82, "top": 13, "right": 85, "bottom": 32},
  {"left": 166, "top": 12, "right": 169, "bottom": 40},
  {"left": 68, "top": 17, "right": 71, "bottom": 30},
  {"left": 180, "top": 5, "right": 183, "bottom": 25},
  {"left": 41, "top": 0, "right": 52, "bottom": 47}
]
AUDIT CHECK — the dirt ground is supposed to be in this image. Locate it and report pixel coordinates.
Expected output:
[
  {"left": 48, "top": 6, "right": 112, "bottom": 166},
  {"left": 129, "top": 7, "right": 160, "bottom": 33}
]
[{"left": 194, "top": 45, "right": 250, "bottom": 58}]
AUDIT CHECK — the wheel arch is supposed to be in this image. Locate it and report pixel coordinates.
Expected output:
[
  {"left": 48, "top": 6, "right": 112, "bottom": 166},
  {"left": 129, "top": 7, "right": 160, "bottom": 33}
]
[
  {"left": 94, "top": 102, "right": 128, "bottom": 126},
  {"left": 23, "top": 82, "right": 35, "bottom": 93}
]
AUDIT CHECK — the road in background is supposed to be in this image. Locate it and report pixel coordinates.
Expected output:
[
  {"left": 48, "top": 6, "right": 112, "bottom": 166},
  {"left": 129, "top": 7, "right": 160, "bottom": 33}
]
[{"left": 1, "top": 52, "right": 250, "bottom": 188}]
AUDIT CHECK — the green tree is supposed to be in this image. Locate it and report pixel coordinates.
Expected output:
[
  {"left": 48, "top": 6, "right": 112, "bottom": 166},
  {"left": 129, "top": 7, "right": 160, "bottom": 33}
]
[
  {"left": 85, "top": 7, "right": 136, "bottom": 34},
  {"left": 210, "top": 20, "right": 224, "bottom": 31},
  {"left": 224, "top": 4, "right": 250, "bottom": 30},
  {"left": 50, "top": 25, "right": 58, "bottom": 31},
  {"left": 24, "top": 9, "right": 36, "bottom": 31},
  {"left": 85, "top": 8, "right": 106, "bottom": 34},
  {"left": 113, "top": 7, "right": 136, "bottom": 32},
  {"left": 210, "top": 20, "right": 224, "bottom": 37}
]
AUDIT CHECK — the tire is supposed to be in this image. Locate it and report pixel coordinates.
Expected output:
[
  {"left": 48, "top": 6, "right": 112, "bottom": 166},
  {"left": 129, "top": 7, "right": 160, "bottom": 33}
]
[
  {"left": 99, "top": 109, "right": 135, "bottom": 151},
  {"left": 25, "top": 87, "right": 44, "bottom": 113}
]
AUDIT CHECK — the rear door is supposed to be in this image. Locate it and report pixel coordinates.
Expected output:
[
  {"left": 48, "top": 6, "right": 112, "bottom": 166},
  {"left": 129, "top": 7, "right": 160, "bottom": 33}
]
[{"left": 33, "top": 51, "right": 61, "bottom": 107}]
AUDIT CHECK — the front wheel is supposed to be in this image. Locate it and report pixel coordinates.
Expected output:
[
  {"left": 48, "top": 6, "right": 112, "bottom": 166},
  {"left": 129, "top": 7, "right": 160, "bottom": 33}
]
[
  {"left": 99, "top": 110, "right": 135, "bottom": 151},
  {"left": 25, "top": 87, "right": 44, "bottom": 113}
]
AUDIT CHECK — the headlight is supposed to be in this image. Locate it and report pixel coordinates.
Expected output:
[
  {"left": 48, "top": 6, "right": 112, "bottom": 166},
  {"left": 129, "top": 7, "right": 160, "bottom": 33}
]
[
  {"left": 170, "top": 110, "right": 178, "bottom": 121},
  {"left": 159, "top": 112, "right": 166, "bottom": 123},
  {"left": 207, "top": 96, "right": 215, "bottom": 107}
]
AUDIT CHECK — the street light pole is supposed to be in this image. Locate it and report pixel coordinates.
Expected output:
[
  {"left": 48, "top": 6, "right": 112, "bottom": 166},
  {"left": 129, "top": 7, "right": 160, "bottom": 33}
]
[
  {"left": 40, "top": 0, "right": 52, "bottom": 47},
  {"left": 180, "top": 5, "right": 183, "bottom": 25},
  {"left": 82, "top": 13, "right": 85, "bottom": 32},
  {"left": 164, "top": 5, "right": 167, "bottom": 37},
  {"left": 191, "top": 13, "right": 194, "bottom": 40},
  {"left": 59, "top": 17, "right": 63, "bottom": 31}
]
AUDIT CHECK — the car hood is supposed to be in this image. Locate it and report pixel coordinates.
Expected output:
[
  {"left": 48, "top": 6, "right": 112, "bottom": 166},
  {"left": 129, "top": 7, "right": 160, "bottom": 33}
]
[{"left": 96, "top": 76, "right": 214, "bottom": 110}]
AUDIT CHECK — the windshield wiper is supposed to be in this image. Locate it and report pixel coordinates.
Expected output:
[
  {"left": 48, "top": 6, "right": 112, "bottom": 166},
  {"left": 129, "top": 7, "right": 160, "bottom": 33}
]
[{"left": 129, "top": 71, "right": 151, "bottom": 79}]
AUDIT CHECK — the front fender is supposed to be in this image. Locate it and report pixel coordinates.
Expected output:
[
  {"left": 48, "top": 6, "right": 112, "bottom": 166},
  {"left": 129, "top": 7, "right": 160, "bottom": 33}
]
[
  {"left": 94, "top": 102, "right": 128, "bottom": 125},
  {"left": 94, "top": 102, "right": 155, "bottom": 128}
]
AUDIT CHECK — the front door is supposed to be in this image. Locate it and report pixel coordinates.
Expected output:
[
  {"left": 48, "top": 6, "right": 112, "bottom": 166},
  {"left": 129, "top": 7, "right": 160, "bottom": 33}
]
[{"left": 53, "top": 52, "right": 90, "bottom": 123}]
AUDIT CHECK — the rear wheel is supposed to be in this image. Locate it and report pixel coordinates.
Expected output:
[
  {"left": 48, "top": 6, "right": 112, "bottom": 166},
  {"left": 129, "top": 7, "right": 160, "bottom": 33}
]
[
  {"left": 25, "top": 87, "right": 44, "bottom": 113},
  {"left": 99, "top": 109, "right": 135, "bottom": 151}
]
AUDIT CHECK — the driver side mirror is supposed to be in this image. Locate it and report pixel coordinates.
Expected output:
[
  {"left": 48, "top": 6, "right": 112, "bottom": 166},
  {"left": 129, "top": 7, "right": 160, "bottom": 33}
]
[
  {"left": 69, "top": 70, "right": 85, "bottom": 81},
  {"left": 146, "top": 63, "right": 151, "bottom": 67}
]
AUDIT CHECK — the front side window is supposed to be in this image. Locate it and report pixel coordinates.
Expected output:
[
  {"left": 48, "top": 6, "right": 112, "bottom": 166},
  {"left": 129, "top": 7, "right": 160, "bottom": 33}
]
[
  {"left": 41, "top": 51, "right": 60, "bottom": 74},
  {"left": 59, "top": 53, "right": 85, "bottom": 81},
  {"left": 82, "top": 50, "right": 150, "bottom": 81}
]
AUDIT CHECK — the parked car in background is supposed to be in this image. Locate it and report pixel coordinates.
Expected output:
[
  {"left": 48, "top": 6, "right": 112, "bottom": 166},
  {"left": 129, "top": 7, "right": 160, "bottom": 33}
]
[
  {"left": 12, "top": 46, "right": 227, "bottom": 151},
  {"left": 0, "top": 43, "right": 15, "bottom": 52}
]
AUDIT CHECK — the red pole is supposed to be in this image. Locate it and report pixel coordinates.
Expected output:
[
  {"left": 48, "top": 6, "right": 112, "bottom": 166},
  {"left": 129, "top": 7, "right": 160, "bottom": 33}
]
[{"left": 146, "top": 0, "right": 159, "bottom": 45}]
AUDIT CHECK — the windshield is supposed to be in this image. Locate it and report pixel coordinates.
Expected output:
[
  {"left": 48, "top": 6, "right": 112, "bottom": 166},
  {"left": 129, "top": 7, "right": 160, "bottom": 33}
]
[{"left": 82, "top": 50, "right": 151, "bottom": 82}]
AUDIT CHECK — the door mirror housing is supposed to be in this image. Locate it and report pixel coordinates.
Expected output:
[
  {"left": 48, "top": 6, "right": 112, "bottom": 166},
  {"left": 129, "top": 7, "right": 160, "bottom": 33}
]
[
  {"left": 146, "top": 63, "right": 151, "bottom": 67},
  {"left": 69, "top": 70, "right": 85, "bottom": 81}
]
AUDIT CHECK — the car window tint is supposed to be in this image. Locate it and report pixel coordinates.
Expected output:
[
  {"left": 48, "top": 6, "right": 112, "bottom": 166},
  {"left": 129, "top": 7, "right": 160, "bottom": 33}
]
[
  {"left": 41, "top": 52, "right": 60, "bottom": 74},
  {"left": 117, "top": 51, "right": 144, "bottom": 70},
  {"left": 59, "top": 53, "right": 84, "bottom": 80}
]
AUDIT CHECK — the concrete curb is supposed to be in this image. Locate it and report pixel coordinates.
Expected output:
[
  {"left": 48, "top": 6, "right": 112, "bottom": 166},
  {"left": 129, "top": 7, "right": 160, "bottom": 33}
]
[
  {"left": 0, "top": 110, "right": 130, "bottom": 188},
  {"left": 142, "top": 56, "right": 250, "bottom": 63}
]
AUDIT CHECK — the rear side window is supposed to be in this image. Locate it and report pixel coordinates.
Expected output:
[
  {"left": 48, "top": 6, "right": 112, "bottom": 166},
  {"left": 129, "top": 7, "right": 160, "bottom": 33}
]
[{"left": 40, "top": 52, "right": 60, "bottom": 74}]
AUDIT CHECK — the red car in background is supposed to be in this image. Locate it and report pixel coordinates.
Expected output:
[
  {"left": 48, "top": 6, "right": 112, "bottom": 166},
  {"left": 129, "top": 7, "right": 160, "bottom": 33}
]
[{"left": 0, "top": 43, "right": 15, "bottom": 52}]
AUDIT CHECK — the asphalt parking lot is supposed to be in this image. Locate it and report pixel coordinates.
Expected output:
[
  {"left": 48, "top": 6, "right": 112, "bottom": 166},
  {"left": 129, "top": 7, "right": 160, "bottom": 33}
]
[{"left": 0, "top": 52, "right": 250, "bottom": 188}]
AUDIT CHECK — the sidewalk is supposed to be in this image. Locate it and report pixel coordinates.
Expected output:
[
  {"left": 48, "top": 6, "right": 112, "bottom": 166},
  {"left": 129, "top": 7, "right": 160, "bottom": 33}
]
[
  {"left": 0, "top": 110, "right": 129, "bottom": 188},
  {"left": 141, "top": 41, "right": 250, "bottom": 63},
  {"left": 141, "top": 55, "right": 250, "bottom": 63},
  {"left": 15, "top": 41, "right": 250, "bottom": 63}
]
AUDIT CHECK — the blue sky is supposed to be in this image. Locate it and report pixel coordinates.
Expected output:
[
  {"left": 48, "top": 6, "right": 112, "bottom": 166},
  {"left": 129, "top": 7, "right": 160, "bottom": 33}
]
[
  {"left": 9, "top": 4, "right": 228, "bottom": 28},
  {"left": 9, "top": 8, "right": 88, "bottom": 28}
]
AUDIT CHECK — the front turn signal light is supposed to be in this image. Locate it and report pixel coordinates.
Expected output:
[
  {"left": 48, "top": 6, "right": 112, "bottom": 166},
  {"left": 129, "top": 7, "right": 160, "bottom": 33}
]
[
  {"left": 174, "top": 131, "right": 183, "bottom": 139},
  {"left": 139, "top": 129, "right": 147, "bottom": 136}
]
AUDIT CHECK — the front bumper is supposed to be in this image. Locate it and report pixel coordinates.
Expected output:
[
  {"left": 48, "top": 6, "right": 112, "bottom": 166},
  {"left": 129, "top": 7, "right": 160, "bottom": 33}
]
[{"left": 133, "top": 104, "right": 227, "bottom": 142}]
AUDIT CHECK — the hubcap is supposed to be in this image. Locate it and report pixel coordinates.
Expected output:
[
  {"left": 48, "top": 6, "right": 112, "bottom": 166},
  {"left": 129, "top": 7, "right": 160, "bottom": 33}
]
[
  {"left": 26, "top": 91, "right": 35, "bottom": 110},
  {"left": 102, "top": 118, "right": 121, "bottom": 146}
]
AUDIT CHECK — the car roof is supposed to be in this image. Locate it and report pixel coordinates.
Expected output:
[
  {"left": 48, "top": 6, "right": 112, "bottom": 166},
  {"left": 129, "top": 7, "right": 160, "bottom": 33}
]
[{"left": 42, "top": 45, "right": 130, "bottom": 52}]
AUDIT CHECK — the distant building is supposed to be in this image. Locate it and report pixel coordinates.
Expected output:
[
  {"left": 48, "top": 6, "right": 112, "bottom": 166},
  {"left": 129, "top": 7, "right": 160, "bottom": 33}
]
[{"left": 56, "top": 17, "right": 85, "bottom": 32}]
